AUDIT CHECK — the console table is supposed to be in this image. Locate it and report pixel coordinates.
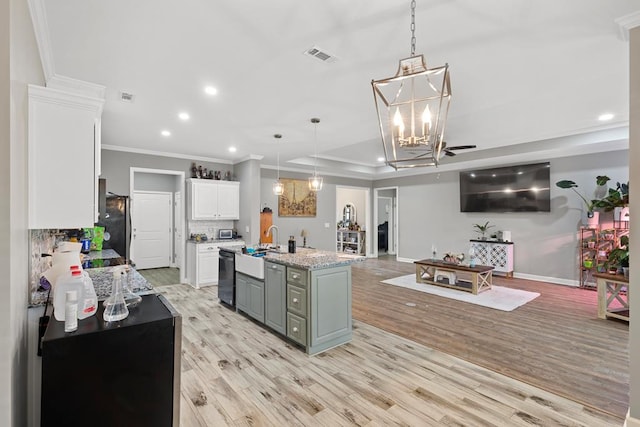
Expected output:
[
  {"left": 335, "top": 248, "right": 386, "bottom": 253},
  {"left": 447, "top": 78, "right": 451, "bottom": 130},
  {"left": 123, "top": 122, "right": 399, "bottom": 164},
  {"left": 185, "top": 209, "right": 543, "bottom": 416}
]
[
  {"left": 469, "top": 240, "right": 514, "bottom": 277},
  {"left": 594, "top": 272, "right": 629, "bottom": 321},
  {"left": 414, "top": 259, "right": 494, "bottom": 295}
]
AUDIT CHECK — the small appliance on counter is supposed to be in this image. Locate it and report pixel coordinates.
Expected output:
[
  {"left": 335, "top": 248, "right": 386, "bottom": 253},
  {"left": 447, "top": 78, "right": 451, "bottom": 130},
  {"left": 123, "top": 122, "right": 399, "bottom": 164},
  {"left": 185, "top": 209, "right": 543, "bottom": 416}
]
[{"left": 218, "top": 229, "right": 233, "bottom": 240}]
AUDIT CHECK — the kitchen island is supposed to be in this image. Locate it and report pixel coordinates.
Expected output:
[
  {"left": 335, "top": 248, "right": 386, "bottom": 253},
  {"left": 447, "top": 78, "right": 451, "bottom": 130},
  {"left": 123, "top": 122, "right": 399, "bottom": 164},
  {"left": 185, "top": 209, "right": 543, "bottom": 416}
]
[{"left": 236, "top": 247, "right": 365, "bottom": 355}]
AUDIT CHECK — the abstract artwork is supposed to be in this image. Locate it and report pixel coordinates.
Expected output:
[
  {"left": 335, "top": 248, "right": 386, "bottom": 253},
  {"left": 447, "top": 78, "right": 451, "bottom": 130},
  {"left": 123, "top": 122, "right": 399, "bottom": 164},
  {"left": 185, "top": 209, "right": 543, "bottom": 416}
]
[{"left": 278, "top": 179, "right": 317, "bottom": 217}]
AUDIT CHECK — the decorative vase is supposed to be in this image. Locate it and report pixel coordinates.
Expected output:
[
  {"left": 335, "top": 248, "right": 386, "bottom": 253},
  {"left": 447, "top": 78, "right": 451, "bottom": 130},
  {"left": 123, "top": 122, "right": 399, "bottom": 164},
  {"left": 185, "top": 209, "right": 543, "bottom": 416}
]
[{"left": 583, "top": 211, "right": 599, "bottom": 228}]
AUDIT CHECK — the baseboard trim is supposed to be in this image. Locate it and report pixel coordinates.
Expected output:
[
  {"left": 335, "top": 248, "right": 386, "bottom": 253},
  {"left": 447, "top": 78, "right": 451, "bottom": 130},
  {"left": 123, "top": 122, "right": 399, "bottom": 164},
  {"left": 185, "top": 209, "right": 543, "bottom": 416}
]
[
  {"left": 391, "top": 257, "right": 579, "bottom": 287},
  {"left": 625, "top": 410, "right": 640, "bottom": 427}
]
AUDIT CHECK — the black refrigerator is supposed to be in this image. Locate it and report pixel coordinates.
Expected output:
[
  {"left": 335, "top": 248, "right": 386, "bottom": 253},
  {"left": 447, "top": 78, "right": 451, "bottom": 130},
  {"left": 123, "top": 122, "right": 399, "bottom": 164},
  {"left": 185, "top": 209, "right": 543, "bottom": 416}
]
[{"left": 98, "top": 194, "right": 131, "bottom": 261}]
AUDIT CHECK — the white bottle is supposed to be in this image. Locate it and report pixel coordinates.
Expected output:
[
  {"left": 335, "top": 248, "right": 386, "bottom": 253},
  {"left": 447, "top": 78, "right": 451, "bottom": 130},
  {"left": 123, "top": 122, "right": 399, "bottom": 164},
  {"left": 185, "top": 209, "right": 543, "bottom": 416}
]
[
  {"left": 53, "top": 266, "right": 84, "bottom": 321},
  {"left": 64, "top": 290, "right": 78, "bottom": 332},
  {"left": 78, "top": 271, "right": 98, "bottom": 319}
]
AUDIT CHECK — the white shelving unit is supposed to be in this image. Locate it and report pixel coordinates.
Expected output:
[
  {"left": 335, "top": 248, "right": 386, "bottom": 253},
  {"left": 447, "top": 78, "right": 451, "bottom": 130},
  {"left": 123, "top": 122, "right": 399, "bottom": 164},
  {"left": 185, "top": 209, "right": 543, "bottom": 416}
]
[
  {"left": 469, "top": 240, "right": 514, "bottom": 276},
  {"left": 337, "top": 230, "right": 365, "bottom": 255}
]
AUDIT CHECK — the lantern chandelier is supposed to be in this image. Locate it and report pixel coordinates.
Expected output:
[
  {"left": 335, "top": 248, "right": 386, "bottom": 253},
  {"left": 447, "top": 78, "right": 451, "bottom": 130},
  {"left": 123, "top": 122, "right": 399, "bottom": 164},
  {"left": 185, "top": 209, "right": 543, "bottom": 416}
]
[
  {"left": 308, "top": 118, "right": 323, "bottom": 192},
  {"left": 371, "top": 0, "right": 452, "bottom": 169},
  {"left": 272, "top": 134, "right": 284, "bottom": 196}
]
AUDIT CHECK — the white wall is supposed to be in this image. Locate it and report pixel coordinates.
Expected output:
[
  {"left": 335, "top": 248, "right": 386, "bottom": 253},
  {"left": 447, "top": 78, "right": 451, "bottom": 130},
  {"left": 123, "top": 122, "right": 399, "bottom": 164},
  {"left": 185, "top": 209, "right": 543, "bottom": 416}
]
[
  {"left": 5, "top": 0, "right": 45, "bottom": 425},
  {"left": 628, "top": 24, "right": 639, "bottom": 426},
  {"left": 374, "top": 150, "right": 628, "bottom": 284}
]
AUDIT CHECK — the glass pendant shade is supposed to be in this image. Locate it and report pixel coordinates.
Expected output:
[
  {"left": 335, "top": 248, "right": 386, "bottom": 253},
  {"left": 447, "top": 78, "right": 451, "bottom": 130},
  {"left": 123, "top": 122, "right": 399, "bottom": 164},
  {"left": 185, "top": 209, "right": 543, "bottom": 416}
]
[
  {"left": 273, "top": 180, "right": 284, "bottom": 196},
  {"left": 308, "top": 175, "right": 323, "bottom": 192}
]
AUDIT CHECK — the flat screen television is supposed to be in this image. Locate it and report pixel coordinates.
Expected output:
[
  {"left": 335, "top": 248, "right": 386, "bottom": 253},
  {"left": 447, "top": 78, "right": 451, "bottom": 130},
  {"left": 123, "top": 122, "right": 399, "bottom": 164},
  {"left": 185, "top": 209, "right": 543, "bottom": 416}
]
[{"left": 459, "top": 162, "right": 551, "bottom": 213}]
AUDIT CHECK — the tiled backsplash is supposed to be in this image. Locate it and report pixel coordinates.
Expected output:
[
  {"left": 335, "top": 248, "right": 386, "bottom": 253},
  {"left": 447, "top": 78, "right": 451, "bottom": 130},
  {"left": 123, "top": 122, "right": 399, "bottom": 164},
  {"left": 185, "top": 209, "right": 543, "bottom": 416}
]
[
  {"left": 187, "top": 220, "right": 235, "bottom": 240},
  {"left": 29, "top": 229, "right": 67, "bottom": 303}
]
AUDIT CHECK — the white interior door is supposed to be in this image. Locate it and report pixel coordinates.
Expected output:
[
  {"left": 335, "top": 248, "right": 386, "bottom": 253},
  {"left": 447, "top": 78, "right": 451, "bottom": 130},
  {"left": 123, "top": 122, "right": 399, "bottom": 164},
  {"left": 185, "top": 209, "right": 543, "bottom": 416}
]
[
  {"left": 174, "top": 192, "right": 182, "bottom": 267},
  {"left": 131, "top": 191, "right": 172, "bottom": 269}
]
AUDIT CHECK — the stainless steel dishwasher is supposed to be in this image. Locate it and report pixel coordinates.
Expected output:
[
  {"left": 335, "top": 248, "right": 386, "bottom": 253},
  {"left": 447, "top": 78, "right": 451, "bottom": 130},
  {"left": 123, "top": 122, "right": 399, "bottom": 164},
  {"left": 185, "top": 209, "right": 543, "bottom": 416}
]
[{"left": 218, "top": 249, "right": 236, "bottom": 307}]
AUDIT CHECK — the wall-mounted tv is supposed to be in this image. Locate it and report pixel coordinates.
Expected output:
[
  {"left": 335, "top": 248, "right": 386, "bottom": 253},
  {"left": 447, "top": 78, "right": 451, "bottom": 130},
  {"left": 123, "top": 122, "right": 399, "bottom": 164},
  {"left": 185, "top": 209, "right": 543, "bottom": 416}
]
[{"left": 459, "top": 162, "right": 551, "bottom": 213}]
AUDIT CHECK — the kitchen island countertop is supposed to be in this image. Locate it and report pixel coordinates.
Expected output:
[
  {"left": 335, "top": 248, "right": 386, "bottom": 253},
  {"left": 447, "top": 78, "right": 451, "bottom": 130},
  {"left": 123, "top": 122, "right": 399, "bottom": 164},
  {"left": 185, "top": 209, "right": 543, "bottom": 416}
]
[{"left": 263, "top": 247, "right": 365, "bottom": 270}]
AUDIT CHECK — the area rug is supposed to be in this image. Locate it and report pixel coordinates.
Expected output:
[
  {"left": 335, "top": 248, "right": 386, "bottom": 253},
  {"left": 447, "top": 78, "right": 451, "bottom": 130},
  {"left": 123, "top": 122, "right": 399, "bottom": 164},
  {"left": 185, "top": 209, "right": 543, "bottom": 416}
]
[{"left": 381, "top": 274, "right": 540, "bottom": 311}]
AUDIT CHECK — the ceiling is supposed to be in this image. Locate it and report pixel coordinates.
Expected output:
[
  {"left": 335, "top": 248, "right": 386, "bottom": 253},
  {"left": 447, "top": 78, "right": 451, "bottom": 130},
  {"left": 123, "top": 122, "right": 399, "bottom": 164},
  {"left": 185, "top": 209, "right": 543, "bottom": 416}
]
[{"left": 35, "top": 0, "right": 638, "bottom": 179}]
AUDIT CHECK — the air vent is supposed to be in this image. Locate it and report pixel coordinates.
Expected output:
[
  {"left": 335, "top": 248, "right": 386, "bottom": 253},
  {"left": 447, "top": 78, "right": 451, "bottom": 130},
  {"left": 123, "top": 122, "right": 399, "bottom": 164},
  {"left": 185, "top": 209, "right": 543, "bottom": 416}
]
[
  {"left": 119, "top": 91, "right": 135, "bottom": 103},
  {"left": 304, "top": 46, "right": 338, "bottom": 63}
]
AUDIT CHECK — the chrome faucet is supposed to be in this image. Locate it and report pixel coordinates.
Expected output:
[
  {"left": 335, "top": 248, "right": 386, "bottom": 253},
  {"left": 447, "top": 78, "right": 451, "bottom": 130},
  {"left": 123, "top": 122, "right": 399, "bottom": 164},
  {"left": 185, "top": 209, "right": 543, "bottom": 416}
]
[{"left": 266, "top": 225, "right": 279, "bottom": 249}]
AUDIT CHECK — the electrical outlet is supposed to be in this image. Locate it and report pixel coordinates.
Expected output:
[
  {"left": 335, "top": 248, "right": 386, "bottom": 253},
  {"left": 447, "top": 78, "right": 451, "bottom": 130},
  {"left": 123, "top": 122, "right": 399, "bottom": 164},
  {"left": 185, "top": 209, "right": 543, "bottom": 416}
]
[
  {"left": 324, "top": 222, "right": 330, "bottom": 228},
  {"left": 245, "top": 225, "right": 250, "bottom": 233}
]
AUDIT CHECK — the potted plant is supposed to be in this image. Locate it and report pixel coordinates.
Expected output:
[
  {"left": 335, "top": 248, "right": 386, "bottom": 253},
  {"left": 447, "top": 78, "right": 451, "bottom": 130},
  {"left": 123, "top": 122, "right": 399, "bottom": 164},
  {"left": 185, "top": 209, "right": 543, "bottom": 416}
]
[
  {"left": 473, "top": 221, "right": 494, "bottom": 240},
  {"left": 592, "top": 180, "right": 629, "bottom": 222},
  {"left": 556, "top": 176, "right": 609, "bottom": 227},
  {"left": 607, "top": 235, "right": 629, "bottom": 277}
]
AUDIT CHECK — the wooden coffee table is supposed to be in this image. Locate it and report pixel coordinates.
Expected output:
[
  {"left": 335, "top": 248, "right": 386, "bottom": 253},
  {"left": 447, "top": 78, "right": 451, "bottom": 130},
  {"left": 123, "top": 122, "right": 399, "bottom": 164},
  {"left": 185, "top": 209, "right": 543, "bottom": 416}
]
[
  {"left": 593, "top": 272, "right": 629, "bottom": 321},
  {"left": 414, "top": 259, "right": 494, "bottom": 295}
]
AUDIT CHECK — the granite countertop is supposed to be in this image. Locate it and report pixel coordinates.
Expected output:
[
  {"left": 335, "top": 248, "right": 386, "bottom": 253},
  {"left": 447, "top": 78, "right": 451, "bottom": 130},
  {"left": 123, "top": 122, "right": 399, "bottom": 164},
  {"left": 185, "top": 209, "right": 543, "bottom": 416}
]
[
  {"left": 187, "top": 239, "right": 245, "bottom": 245},
  {"left": 263, "top": 247, "right": 366, "bottom": 270},
  {"left": 82, "top": 249, "right": 121, "bottom": 260},
  {"left": 30, "top": 266, "right": 154, "bottom": 307}
]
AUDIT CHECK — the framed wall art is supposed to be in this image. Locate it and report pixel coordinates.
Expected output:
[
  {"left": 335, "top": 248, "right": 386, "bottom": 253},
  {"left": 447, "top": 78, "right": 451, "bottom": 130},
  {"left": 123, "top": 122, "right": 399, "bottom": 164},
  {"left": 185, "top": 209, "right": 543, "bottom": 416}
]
[{"left": 278, "top": 179, "right": 317, "bottom": 217}]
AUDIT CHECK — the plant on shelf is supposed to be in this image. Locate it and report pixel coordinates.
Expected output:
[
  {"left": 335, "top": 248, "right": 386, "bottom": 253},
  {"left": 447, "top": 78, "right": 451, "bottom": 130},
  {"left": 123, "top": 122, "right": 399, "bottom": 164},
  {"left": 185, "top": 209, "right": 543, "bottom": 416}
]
[
  {"left": 592, "top": 180, "right": 629, "bottom": 211},
  {"left": 606, "top": 235, "right": 629, "bottom": 274},
  {"left": 473, "top": 221, "right": 494, "bottom": 240},
  {"left": 555, "top": 175, "right": 609, "bottom": 223},
  {"left": 583, "top": 257, "right": 594, "bottom": 269}
]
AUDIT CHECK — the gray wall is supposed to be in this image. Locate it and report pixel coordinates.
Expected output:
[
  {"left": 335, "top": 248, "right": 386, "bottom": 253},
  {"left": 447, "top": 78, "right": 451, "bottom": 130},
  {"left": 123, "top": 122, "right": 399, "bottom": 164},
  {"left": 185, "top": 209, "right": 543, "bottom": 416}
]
[
  {"left": 261, "top": 169, "right": 371, "bottom": 250},
  {"left": 235, "top": 159, "right": 261, "bottom": 244},
  {"left": 134, "top": 172, "right": 177, "bottom": 192},
  {"left": 100, "top": 149, "right": 232, "bottom": 196},
  {"left": 374, "top": 150, "right": 628, "bottom": 283}
]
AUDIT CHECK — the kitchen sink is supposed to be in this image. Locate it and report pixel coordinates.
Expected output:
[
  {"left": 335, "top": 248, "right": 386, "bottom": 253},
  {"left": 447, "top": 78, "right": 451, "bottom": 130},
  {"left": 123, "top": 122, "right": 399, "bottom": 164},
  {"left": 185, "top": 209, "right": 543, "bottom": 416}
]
[{"left": 235, "top": 253, "right": 264, "bottom": 279}]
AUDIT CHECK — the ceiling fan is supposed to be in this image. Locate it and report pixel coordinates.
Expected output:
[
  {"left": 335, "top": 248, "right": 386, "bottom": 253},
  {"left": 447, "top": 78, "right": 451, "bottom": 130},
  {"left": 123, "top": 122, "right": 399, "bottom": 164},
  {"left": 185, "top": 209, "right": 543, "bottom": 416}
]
[{"left": 442, "top": 142, "right": 477, "bottom": 157}]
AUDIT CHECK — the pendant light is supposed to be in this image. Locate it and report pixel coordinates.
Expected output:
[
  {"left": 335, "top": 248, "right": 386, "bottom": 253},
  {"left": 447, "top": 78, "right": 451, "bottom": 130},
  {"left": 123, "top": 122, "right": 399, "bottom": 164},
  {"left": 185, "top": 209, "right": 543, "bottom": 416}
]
[
  {"left": 272, "top": 134, "right": 284, "bottom": 196},
  {"left": 308, "top": 118, "right": 323, "bottom": 192},
  {"left": 371, "top": 0, "right": 452, "bottom": 169}
]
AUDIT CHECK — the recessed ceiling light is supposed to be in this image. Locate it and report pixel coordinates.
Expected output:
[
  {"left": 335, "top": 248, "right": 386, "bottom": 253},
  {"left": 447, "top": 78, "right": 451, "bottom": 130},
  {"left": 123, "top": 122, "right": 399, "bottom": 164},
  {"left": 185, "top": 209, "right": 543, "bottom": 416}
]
[
  {"left": 228, "top": 147, "right": 237, "bottom": 153},
  {"left": 598, "top": 113, "right": 614, "bottom": 121},
  {"left": 178, "top": 112, "right": 190, "bottom": 121},
  {"left": 161, "top": 130, "right": 171, "bottom": 137},
  {"left": 204, "top": 86, "right": 218, "bottom": 96},
  {"left": 377, "top": 157, "right": 385, "bottom": 162}
]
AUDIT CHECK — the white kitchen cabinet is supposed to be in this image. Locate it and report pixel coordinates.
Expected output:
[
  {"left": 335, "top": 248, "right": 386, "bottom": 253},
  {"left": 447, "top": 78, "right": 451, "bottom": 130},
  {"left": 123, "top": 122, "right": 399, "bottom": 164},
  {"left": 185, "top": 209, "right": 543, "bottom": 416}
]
[
  {"left": 186, "top": 242, "right": 220, "bottom": 288},
  {"left": 28, "top": 85, "right": 104, "bottom": 228},
  {"left": 187, "top": 179, "right": 240, "bottom": 220}
]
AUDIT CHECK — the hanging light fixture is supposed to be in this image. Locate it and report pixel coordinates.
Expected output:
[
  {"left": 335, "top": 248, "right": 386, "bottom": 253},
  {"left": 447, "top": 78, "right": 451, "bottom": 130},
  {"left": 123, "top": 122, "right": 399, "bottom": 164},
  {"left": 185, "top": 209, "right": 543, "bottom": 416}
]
[
  {"left": 308, "top": 118, "right": 323, "bottom": 192},
  {"left": 371, "top": 0, "right": 452, "bottom": 169},
  {"left": 272, "top": 134, "right": 284, "bottom": 196}
]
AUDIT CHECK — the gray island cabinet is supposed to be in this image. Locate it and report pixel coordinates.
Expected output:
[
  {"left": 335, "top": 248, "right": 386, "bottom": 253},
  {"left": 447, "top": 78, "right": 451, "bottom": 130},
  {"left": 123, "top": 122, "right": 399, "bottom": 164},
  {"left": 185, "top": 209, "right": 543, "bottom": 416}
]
[{"left": 239, "top": 248, "right": 363, "bottom": 355}]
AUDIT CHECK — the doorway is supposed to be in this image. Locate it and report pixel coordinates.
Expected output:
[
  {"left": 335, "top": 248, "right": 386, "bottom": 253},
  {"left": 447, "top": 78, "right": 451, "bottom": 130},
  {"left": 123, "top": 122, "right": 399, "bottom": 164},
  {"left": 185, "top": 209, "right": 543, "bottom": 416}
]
[
  {"left": 131, "top": 191, "right": 172, "bottom": 269},
  {"left": 374, "top": 187, "right": 398, "bottom": 258},
  {"left": 130, "top": 167, "right": 185, "bottom": 282},
  {"left": 336, "top": 186, "right": 371, "bottom": 256}
]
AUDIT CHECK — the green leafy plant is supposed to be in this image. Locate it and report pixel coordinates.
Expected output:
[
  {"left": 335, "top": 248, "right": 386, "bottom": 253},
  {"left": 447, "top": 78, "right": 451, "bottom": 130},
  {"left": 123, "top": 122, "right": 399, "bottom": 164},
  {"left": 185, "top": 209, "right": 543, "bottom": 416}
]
[
  {"left": 592, "top": 180, "right": 629, "bottom": 211},
  {"left": 607, "top": 235, "right": 629, "bottom": 270},
  {"left": 473, "top": 221, "right": 495, "bottom": 239},
  {"left": 555, "top": 175, "right": 610, "bottom": 214}
]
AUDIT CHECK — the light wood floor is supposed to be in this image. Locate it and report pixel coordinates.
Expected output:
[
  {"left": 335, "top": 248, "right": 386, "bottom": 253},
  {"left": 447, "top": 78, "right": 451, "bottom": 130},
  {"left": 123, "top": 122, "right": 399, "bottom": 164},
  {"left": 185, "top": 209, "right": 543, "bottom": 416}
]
[
  {"left": 352, "top": 256, "right": 629, "bottom": 419},
  {"left": 158, "top": 264, "right": 625, "bottom": 426}
]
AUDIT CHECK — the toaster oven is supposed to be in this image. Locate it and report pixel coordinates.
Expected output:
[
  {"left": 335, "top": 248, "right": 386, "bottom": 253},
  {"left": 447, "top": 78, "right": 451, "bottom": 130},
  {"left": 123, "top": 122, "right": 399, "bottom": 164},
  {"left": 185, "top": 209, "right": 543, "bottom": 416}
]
[{"left": 218, "top": 229, "right": 233, "bottom": 240}]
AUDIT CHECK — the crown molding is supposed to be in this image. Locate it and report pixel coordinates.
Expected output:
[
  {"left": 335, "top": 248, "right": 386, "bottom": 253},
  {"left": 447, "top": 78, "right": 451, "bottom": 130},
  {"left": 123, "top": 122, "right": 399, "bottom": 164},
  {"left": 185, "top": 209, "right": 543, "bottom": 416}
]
[
  {"left": 47, "top": 75, "right": 106, "bottom": 100},
  {"left": 27, "top": 0, "right": 55, "bottom": 81},
  {"left": 234, "top": 154, "right": 264, "bottom": 163},
  {"left": 28, "top": 84, "right": 104, "bottom": 114},
  {"left": 616, "top": 11, "right": 640, "bottom": 41},
  {"left": 102, "top": 145, "right": 233, "bottom": 164}
]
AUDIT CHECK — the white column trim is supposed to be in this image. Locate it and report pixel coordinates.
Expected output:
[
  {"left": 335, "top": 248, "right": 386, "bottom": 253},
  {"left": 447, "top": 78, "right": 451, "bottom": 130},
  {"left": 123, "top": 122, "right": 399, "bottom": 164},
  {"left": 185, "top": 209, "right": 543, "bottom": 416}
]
[
  {"left": 616, "top": 11, "right": 640, "bottom": 41},
  {"left": 27, "top": 0, "right": 55, "bottom": 81}
]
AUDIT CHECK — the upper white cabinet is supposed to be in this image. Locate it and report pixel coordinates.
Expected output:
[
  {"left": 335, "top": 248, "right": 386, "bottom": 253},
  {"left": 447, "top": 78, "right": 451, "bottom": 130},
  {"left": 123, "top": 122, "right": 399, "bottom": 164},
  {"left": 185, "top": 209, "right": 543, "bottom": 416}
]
[
  {"left": 187, "top": 179, "right": 240, "bottom": 220},
  {"left": 28, "top": 85, "right": 104, "bottom": 229}
]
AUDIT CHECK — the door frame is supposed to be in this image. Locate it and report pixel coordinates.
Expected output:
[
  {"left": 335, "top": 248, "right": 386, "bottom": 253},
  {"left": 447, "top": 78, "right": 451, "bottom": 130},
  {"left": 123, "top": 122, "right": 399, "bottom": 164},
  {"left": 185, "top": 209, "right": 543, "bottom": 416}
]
[
  {"left": 130, "top": 167, "right": 185, "bottom": 282},
  {"left": 373, "top": 186, "right": 399, "bottom": 258},
  {"left": 335, "top": 185, "right": 372, "bottom": 257}
]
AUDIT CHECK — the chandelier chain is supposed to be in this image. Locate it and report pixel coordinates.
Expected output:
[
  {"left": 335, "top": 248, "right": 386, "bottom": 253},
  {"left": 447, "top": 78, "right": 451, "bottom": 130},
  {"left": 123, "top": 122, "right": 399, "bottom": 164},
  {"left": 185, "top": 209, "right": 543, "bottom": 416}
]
[{"left": 410, "top": 0, "right": 416, "bottom": 56}]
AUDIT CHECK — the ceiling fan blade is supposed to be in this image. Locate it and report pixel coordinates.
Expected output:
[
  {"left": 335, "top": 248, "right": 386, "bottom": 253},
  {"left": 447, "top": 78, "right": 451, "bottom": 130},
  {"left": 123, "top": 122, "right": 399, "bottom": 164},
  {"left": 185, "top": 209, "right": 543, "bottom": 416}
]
[{"left": 445, "top": 145, "right": 477, "bottom": 151}]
